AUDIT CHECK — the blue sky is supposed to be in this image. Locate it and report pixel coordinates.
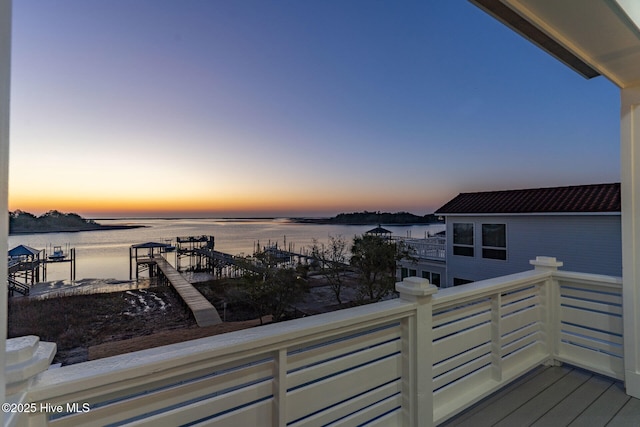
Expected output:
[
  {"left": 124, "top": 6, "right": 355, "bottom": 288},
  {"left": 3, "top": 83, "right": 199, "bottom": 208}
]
[{"left": 8, "top": 1, "right": 620, "bottom": 217}]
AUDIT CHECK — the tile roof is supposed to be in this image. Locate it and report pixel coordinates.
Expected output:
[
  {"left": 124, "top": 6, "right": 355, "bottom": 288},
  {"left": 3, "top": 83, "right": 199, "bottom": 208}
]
[{"left": 435, "top": 183, "right": 621, "bottom": 215}]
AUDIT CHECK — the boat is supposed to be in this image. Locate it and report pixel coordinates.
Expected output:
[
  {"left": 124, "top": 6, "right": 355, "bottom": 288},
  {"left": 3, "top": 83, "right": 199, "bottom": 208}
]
[{"left": 48, "top": 245, "right": 65, "bottom": 261}]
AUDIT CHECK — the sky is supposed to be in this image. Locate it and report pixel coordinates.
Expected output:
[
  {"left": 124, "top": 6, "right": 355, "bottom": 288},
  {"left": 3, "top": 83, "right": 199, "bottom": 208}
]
[{"left": 8, "top": 1, "right": 620, "bottom": 218}]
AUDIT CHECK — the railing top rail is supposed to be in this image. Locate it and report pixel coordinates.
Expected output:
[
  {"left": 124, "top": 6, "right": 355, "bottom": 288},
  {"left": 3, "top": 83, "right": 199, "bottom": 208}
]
[
  {"left": 433, "top": 270, "right": 550, "bottom": 309},
  {"left": 392, "top": 236, "right": 446, "bottom": 243},
  {"left": 553, "top": 270, "right": 623, "bottom": 288},
  {"left": 28, "top": 297, "right": 415, "bottom": 401}
]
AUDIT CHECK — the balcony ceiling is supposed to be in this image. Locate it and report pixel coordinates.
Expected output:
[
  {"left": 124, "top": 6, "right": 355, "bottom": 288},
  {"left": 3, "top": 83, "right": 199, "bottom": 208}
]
[{"left": 470, "top": 0, "right": 640, "bottom": 88}]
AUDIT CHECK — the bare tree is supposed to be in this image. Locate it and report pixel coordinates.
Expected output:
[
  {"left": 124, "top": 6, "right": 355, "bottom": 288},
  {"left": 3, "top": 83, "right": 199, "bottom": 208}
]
[{"left": 311, "top": 235, "right": 349, "bottom": 305}]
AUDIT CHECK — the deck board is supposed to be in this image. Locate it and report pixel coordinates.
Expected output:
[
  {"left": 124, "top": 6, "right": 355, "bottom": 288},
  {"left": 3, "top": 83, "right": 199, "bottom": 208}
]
[
  {"left": 533, "top": 374, "right": 613, "bottom": 426},
  {"left": 443, "top": 366, "right": 571, "bottom": 427},
  {"left": 153, "top": 256, "right": 222, "bottom": 327},
  {"left": 440, "top": 365, "right": 640, "bottom": 427},
  {"left": 567, "top": 381, "right": 629, "bottom": 426},
  {"left": 607, "top": 397, "right": 640, "bottom": 427},
  {"left": 494, "top": 369, "right": 590, "bottom": 427}
]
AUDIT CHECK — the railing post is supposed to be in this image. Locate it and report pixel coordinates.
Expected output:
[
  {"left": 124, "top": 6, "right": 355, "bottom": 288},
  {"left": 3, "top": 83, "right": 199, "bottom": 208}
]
[
  {"left": 5, "top": 336, "right": 56, "bottom": 426},
  {"left": 530, "top": 256, "right": 563, "bottom": 366},
  {"left": 396, "top": 276, "right": 438, "bottom": 427},
  {"left": 622, "top": 86, "right": 640, "bottom": 398}
]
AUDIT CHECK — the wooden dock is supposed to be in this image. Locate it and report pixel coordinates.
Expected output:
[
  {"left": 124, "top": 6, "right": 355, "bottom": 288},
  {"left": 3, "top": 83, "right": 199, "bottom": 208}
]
[{"left": 153, "top": 256, "right": 222, "bottom": 327}]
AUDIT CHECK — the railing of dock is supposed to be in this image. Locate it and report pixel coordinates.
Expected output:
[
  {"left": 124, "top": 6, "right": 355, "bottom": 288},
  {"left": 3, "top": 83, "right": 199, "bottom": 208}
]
[
  {"left": 5, "top": 257, "right": 623, "bottom": 427},
  {"left": 7, "top": 277, "right": 29, "bottom": 296}
]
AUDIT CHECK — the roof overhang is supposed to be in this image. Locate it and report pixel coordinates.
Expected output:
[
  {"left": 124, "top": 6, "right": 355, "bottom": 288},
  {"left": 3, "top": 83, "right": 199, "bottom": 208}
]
[
  {"left": 469, "top": 0, "right": 640, "bottom": 88},
  {"left": 439, "top": 212, "right": 621, "bottom": 217}
]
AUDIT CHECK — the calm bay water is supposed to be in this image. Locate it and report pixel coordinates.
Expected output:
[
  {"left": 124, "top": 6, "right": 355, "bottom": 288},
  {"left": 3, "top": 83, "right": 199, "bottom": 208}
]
[{"left": 8, "top": 218, "right": 445, "bottom": 282}]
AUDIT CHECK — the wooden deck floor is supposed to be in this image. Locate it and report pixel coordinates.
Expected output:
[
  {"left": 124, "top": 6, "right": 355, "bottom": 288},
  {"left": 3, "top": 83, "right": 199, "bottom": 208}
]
[
  {"left": 440, "top": 365, "right": 640, "bottom": 427},
  {"left": 153, "top": 256, "right": 222, "bottom": 327}
]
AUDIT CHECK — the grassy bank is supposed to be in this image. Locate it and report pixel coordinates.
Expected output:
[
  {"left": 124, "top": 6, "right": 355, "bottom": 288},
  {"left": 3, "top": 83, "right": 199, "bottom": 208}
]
[{"left": 8, "top": 287, "right": 195, "bottom": 365}]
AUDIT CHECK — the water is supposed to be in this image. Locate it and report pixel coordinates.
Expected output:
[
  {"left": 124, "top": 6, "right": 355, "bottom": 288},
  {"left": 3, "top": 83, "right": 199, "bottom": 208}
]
[{"left": 8, "top": 218, "right": 445, "bottom": 282}]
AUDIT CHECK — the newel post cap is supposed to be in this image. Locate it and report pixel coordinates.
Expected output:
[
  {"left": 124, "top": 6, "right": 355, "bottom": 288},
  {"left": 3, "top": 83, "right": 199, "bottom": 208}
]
[
  {"left": 5, "top": 335, "right": 56, "bottom": 396},
  {"left": 396, "top": 276, "right": 438, "bottom": 301},
  {"left": 530, "top": 256, "right": 563, "bottom": 271}
]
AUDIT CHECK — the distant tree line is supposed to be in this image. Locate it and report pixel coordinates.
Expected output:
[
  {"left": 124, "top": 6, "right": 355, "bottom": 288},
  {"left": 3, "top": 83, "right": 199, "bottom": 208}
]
[
  {"left": 296, "top": 211, "right": 443, "bottom": 225},
  {"left": 9, "top": 210, "right": 99, "bottom": 234}
]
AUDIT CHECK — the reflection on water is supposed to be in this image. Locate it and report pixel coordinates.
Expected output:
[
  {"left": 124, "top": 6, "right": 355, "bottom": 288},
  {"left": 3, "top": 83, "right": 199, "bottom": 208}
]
[{"left": 8, "top": 218, "right": 445, "bottom": 283}]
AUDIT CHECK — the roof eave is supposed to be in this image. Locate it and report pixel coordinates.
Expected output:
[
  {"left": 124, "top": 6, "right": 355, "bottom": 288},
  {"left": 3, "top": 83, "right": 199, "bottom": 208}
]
[{"left": 469, "top": 0, "right": 600, "bottom": 80}]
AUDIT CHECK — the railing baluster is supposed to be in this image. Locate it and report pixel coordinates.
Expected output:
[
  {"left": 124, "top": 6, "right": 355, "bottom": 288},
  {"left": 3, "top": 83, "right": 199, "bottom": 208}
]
[
  {"left": 401, "top": 315, "right": 417, "bottom": 427},
  {"left": 491, "top": 293, "right": 503, "bottom": 381},
  {"left": 273, "top": 348, "right": 287, "bottom": 427}
]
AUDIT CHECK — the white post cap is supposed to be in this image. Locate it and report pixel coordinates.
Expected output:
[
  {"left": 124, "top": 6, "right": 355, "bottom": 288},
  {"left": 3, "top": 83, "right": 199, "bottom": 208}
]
[
  {"left": 5, "top": 336, "right": 56, "bottom": 396},
  {"left": 530, "top": 256, "right": 563, "bottom": 270},
  {"left": 396, "top": 276, "right": 438, "bottom": 300}
]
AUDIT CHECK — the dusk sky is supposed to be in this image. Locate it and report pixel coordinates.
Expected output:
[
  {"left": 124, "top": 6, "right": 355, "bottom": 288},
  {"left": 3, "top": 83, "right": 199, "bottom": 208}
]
[{"left": 8, "top": 1, "right": 620, "bottom": 218}]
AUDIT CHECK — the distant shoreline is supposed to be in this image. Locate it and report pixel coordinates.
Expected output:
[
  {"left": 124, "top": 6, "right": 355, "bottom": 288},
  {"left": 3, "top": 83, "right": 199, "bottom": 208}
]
[
  {"left": 291, "top": 218, "right": 438, "bottom": 225},
  {"left": 9, "top": 224, "right": 145, "bottom": 235},
  {"left": 291, "top": 212, "right": 442, "bottom": 226},
  {"left": 9, "top": 210, "right": 147, "bottom": 235}
]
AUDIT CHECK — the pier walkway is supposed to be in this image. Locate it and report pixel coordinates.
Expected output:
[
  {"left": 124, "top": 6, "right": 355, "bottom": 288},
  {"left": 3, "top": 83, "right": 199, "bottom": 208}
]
[
  {"left": 195, "top": 248, "right": 263, "bottom": 273},
  {"left": 153, "top": 256, "right": 222, "bottom": 327}
]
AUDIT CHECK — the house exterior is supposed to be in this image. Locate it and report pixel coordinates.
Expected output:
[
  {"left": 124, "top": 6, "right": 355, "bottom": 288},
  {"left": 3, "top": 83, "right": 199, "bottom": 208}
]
[
  {"left": 396, "top": 235, "right": 446, "bottom": 286},
  {"left": 435, "top": 183, "right": 621, "bottom": 287}
]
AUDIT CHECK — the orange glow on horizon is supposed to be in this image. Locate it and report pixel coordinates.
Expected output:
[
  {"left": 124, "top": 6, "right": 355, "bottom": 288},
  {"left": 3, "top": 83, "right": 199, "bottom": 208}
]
[
  {"left": 9, "top": 189, "right": 445, "bottom": 218},
  {"left": 8, "top": 171, "right": 452, "bottom": 217}
]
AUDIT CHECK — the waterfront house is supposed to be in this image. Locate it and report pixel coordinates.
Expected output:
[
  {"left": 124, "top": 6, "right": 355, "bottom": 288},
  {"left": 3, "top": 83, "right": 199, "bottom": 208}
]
[
  {"left": 434, "top": 183, "right": 621, "bottom": 287},
  {"left": 5, "top": 1, "right": 640, "bottom": 426},
  {"left": 396, "top": 234, "right": 446, "bottom": 286}
]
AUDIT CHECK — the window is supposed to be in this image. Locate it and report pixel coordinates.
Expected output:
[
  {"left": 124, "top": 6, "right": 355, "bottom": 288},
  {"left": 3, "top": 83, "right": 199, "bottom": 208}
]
[
  {"left": 401, "top": 267, "right": 408, "bottom": 279},
  {"left": 482, "top": 224, "right": 506, "bottom": 260},
  {"left": 453, "top": 278, "right": 473, "bottom": 286},
  {"left": 431, "top": 272, "right": 441, "bottom": 286},
  {"left": 453, "top": 223, "right": 474, "bottom": 256},
  {"left": 421, "top": 271, "right": 441, "bottom": 287},
  {"left": 409, "top": 269, "right": 417, "bottom": 277}
]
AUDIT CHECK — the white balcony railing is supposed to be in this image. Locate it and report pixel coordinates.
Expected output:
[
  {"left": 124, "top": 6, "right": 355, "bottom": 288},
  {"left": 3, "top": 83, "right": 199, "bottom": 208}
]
[
  {"left": 5, "top": 257, "right": 623, "bottom": 427},
  {"left": 394, "top": 236, "right": 446, "bottom": 261}
]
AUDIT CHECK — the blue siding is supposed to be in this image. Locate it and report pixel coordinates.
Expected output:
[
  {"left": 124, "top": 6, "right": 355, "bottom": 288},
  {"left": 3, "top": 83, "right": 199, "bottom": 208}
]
[{"left": 444, "top": 215, "right": 621, "bottom": 287}]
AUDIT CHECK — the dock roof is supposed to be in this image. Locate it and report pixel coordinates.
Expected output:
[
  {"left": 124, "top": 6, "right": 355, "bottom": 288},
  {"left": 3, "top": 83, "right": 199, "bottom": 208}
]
[
  {"left": 8, "top": 245, "right": 41, "bottom": 257},
  {"left": 131, "top": 242, "right": 172, "bottom": 249},
  {"left": 366, "top": 225, "right": 392, "bottom": 235}
]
